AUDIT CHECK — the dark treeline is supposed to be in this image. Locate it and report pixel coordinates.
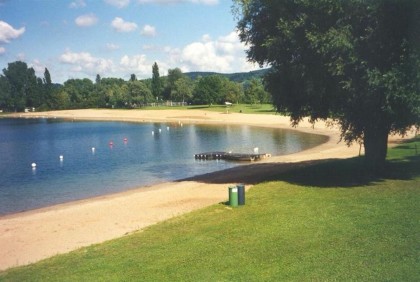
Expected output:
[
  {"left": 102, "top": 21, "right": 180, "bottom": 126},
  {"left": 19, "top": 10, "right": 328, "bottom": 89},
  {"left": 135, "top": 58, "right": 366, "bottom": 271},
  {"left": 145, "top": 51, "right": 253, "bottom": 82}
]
[{"left": 0, "top": 61, "right": 271, "bottom": 112}]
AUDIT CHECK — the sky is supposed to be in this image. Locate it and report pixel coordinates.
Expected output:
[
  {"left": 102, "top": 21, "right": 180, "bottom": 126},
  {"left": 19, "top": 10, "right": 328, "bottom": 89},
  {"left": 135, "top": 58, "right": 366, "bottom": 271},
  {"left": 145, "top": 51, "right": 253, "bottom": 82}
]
[{"left": 0, "top": 0, "right": 260, "bottom": 83}]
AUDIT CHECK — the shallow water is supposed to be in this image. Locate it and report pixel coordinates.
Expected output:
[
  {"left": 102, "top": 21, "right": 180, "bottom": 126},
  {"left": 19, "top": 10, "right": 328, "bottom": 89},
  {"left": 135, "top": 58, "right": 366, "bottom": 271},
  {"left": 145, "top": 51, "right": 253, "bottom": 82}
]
[{"left": 0, "top": 118, "right": 327, "bottom": 215}]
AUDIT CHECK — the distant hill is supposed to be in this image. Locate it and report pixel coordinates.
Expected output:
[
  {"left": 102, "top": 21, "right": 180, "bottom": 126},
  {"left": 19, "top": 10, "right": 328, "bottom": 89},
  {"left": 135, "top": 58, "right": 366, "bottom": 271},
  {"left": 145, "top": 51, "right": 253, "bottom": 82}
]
[{"left": 184, "top": 68, "right": 270, "bottom": 82}]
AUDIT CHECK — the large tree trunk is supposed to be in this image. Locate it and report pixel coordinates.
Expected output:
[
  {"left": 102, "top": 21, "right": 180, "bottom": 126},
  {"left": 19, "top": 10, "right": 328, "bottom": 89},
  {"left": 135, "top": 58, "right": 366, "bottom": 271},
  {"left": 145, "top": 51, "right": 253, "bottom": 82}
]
[{"left": 363, "top": 126, "right": 389, "bottom": 172}]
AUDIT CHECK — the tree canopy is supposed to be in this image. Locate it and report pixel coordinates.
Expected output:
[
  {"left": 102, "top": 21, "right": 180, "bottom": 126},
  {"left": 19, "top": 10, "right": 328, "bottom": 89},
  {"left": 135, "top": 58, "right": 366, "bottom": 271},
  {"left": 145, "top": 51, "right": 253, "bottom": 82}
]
[
  {"left": 151, "top": 62, "right": 162, "bottom": 100},
  {"left": 235, "top": 0, "right": 420, "bottom": 169}
]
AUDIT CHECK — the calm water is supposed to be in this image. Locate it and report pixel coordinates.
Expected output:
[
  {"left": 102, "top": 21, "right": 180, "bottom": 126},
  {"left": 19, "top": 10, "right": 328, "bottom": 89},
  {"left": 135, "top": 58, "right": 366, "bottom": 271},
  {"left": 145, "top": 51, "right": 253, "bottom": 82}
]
[{"left": 0, "top": 118, "right": 327, "bottom": 215}]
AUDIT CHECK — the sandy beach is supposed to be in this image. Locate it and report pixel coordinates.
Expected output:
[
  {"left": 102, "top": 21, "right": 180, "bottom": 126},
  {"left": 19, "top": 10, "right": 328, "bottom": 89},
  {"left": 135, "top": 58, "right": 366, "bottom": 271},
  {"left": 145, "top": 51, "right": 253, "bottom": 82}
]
[{"left": 0, "top": 109, "right": 415, "bottom": 271}]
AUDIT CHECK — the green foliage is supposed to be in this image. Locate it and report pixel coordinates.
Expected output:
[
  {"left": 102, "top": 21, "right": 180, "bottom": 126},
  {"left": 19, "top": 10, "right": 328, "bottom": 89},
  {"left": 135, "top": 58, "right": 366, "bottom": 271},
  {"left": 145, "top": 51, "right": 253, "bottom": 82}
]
[
  {"left": 0, "top": 75, "right": 11, "bottom": 110},
  {"left": 127, "top": 80, "right": 153, "bottom": 107},
  {"left": 151, "top": 62, "right": 162, "bottom": 100},
  {"left": 2, "top": 61, "right": 40, "bottom": 111},
  {"left": 1, "top": 139, "right": 419, "bottom": 280},
  {"left": 193, "top": 75, "right": 227, "bottom": 105},
  {"left": 0, "top": 60, "right": 274, "bottom": 111},
  {"left": 235, "top": 0, "right": 420, "bottom": 167},
  {"left": 164, "top": 68, "right": 184, "bottom": 100},
  {"left": 223, "top": 79, "right": 243, "bottom": 104},
  {"left": 244, "top": 78, "right": 270, "bottom": 104},
  {"left": 173, "top": 76, "right": 193, "bottom": 103},
  {"left": 63, "top": 78, "right": 96, "bottom": 108}
]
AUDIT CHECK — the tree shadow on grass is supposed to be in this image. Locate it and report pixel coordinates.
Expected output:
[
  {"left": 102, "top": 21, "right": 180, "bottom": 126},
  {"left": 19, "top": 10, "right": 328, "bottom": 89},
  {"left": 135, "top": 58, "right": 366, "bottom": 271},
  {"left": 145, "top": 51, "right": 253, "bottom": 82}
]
[
  {"left": 180, "top": 139, "right": 420, "bottom": 188},
  {"left": 278, "top": 155, "right": 419, "bottom": 188}
]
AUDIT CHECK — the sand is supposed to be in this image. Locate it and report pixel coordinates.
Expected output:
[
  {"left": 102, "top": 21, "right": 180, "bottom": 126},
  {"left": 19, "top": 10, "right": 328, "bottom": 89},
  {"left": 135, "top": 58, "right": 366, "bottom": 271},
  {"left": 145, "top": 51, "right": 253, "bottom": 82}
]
[{"left": 0, "top": 109, "right": 415, "bottom": 271}]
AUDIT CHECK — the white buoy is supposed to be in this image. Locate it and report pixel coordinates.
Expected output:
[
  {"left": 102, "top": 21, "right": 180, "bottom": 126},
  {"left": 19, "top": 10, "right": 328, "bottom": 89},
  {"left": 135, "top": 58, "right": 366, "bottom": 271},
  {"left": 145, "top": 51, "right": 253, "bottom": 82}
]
[
  {"left": 167, "top": 126, "right": 170, "bottom": 131},
  {"left": 92, "top": 147, "right": 95, "bottom": 153},
  {"left": 31, "top": 163, "right": 37, "bottom": 169},
  {"left": 159, "top": 128, "right": 162, "bottom": 133},
  {"left": 59, "top": 155, "right": 64, "bottom": 160},
  {"left": 152, "top": 131, "right": 154, "bottom": 135}
]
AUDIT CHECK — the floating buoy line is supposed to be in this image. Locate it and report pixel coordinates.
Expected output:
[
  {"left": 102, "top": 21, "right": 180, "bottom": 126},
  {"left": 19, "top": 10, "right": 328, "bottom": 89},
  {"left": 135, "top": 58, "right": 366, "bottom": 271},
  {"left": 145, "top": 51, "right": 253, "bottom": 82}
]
[{"left": 30, "top": 124, "right": 179, "bottom": 172}]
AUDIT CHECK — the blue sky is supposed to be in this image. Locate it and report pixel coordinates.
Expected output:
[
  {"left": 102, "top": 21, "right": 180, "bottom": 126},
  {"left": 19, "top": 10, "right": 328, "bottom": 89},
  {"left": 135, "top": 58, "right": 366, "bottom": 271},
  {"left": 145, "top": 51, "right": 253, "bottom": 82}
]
[{"left": 0, "top": 0, "right": 259, "bottom": 83}]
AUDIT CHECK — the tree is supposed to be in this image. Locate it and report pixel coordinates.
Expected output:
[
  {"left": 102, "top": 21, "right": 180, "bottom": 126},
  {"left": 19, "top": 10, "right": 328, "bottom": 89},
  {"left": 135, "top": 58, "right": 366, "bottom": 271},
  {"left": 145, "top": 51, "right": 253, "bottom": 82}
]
[
  {"left": 95, "top": 74, "right": 101, "bottom": 85},
  {"left": 23, "top": 67, "right": 41, "bottom": 108},
  {"left": 244, "top": 78, "right": 269, "bottom": 104},
  {"left": 173, "top": 76, "right": 193, "bottom": 104},
  {"left": 235, "top": 0, "right": 420, "bottom": 169},
  {"left": 43, "top": 68, "right": 53, "bottom": 109},
  {"left": 151, "top": 62, "right": 162, "bottom": 100},
  {"left": 0, "top": 75, "right": 11, "bottom": 110},
  {"left": 193, "top": 75, "right": 226, "bottom": 105},
  {"left": 165, "top": 68, "right": 183, "bottom": 100},
  {"left": 2, "top": 61, "right": 39, "bottom": 112},
  {"left": 130, "top": 74, "right": 137, "bottom": 82},
  {"left": 127, "top": 80, "right": 153, "bottom": 107},
  {"left": 63, "top": 78, "right": 95, "bottom": 108},
  {"left": 224, "top": 80, "right": 243, "bottom": 104}
]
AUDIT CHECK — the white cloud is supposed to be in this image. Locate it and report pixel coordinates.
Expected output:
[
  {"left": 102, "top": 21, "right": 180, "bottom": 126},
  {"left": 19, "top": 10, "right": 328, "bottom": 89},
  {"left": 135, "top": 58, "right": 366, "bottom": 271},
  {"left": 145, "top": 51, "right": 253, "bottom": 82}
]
[
  {"left": 111, "top": 17, "right": 137, "bottom": 32},
  {"left": 137, "top": 0, "right": 218, "bottom": 5},
  {"left": 120, "top": 54, "right": 149, "bottom": 74},
  {"left": 75, "top": 13, "right": 98, "bottom": 27},
  {"left": 142, "top": 44, "right": 157, "bottom": 51},
  {"left": 201, "top": 34, "right": 212, "bottom": 43},
  {"left": 106, "top": 43, "right": 120, "bottom": 50},
  {"left": 69, "top": 0, "right": 86, "bottom": 8},
  {"left": 215, "top": 31, "right": 245, "bottom": 54},
  {"left": 60, "top": 50, "right": 114, "bottom": 74},
  {"left": 30, "top": 59, "right": 46, "bottom": 75},
  {"left": 182, "top": 41, "right": 232, "bottom": 72},
  {"left": 0, "top": 46, "right": 5, "bottom": 55},
  {"left": 119, "top": 54, "right": 169, "bottom": 78},
  {"left": 161, "top": 30, "right": 258, "bottom": 73},
  {"left": 16, "top": 53, "right": 25, "bottom": 61},
  {"left": 105, "top": 0, "right": 130, "bottom": 8},
  {"left": 140, "top": 25, "right": 156, "bottom": 37},
  {"left": 191, "top": 0, "right": 218, "bottom": 4},
  {"left": 0, "top": 21, "right": 25, "bottom": 43}
]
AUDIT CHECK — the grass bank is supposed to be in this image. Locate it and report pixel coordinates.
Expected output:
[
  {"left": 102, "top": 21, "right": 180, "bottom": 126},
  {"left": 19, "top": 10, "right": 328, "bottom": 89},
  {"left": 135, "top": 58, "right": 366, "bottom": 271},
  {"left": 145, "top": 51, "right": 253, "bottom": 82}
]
[
  {"left": 1, "top": 138, "right": 419, "bottom": 281},
  {"left": 140, "top": 103, "right": 277, "bottom": 114}
]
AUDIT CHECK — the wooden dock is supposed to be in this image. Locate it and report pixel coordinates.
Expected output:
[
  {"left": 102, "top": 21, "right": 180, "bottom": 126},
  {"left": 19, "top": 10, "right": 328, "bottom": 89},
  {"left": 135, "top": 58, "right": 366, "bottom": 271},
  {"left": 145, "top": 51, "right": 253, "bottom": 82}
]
[{"left": 194, "top": 151, "right": 271, "bottom": 162}]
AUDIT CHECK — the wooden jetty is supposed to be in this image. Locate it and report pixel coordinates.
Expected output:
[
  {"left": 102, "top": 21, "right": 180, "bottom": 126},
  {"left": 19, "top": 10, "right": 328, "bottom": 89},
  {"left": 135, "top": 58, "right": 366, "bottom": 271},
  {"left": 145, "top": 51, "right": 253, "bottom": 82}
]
[{"left": 194, "top": 151, "right": 271, "bottom": 162}]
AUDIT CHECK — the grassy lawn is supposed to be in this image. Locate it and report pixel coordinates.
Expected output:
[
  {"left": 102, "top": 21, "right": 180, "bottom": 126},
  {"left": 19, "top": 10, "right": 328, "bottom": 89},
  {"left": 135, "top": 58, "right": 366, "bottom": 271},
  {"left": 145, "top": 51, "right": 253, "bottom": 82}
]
[
  {"left": 140, "top": 103, "right": 277, "bottom": 114},
  {"left": 1, "top": 138, "right": 419, "bottom": 281}
]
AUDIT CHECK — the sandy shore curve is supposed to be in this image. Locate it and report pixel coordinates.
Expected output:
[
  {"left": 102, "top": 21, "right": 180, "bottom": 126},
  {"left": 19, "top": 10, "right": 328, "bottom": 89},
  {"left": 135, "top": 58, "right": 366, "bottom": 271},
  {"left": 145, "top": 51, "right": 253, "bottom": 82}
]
[{"left": 0, "top": 109, "right": 414, "bottom": 271}]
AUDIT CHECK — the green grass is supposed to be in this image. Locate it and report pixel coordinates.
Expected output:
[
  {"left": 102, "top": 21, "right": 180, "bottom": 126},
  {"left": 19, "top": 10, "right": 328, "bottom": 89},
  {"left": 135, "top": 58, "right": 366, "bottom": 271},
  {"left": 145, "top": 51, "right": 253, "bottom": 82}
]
[
  {"left": 1, "top": 138, "right": 419, "bottom": 281},
  {"left": 140, "top": 103, "right": 277, "bottom": 114}
]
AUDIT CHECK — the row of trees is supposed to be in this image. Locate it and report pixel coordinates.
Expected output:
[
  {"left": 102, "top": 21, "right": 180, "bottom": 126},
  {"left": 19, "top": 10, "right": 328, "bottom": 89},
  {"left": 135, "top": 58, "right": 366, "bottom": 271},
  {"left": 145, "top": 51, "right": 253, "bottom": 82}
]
[
  {"left": 0, "top": 61, "right": 270, "bottom": 112},
  {"left": 0, "top": 61, "right": 55, "bottom": 112}
]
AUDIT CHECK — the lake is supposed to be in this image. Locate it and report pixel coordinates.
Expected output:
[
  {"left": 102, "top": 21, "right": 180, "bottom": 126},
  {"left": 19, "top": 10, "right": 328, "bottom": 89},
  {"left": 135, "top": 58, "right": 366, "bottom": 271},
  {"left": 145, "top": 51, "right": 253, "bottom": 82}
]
[{"left": 0, "top": 118, "right": 328, "bottom": 215}]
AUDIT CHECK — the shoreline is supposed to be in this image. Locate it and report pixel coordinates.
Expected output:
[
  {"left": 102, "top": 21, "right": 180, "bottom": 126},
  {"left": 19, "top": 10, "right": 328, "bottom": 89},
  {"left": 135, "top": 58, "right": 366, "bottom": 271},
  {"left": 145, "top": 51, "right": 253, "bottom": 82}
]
[{"left": 0, "top": 109, "right": 415, "bottom": 271}]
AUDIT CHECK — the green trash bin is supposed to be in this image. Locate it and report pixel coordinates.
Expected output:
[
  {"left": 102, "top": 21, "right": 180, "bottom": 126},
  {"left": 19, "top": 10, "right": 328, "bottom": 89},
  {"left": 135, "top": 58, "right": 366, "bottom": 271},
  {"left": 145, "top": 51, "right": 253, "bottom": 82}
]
[
  {"left": 237, "top": 183, "right": 245, "bottom": 205},
  {"left": 229, "top": 186, "right": 238, "bottom": 207}
]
